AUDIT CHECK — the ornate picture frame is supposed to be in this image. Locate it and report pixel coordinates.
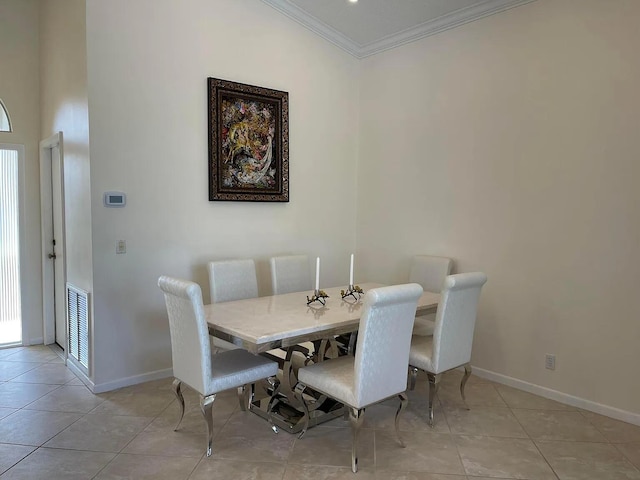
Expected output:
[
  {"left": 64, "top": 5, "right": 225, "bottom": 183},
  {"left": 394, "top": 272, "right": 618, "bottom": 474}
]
[{"left": 208, "top": 78, "right": 289, "bottom": 202}]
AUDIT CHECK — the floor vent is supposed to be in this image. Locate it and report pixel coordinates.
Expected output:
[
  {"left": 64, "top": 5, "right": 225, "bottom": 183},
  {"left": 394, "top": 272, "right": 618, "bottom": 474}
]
[{"left": 66, "top": 284, "right": 89, "bottom": 370}]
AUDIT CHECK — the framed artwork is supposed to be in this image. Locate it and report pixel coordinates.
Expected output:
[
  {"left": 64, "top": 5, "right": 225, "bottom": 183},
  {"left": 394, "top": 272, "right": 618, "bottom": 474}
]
[{"left": 208, "top": 78, "right": 289, "bottom": 202}]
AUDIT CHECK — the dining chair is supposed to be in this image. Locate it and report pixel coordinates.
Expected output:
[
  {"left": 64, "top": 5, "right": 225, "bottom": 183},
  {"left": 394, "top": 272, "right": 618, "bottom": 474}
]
[
  {"left": 409, "top": 255, "right": 452, "bottom": 336},
  {"left": 207, "top": 258, "right": 259, "bottom": 351},
  {"left": 158, "top": 276, "right": 279, "bottom": 457},
  {"left": 208, "top": 258, "right": 258, "bottom": 303},
  {"left": 283, "top": 283, "right": 424, "bottom": 473},
  {"left": 207, "top": 258, "right": 263, "bottom": 404},
  {"left": 408, "top": 272, "right": 487, "bottom": 426},
  {"left": 269, "top": 255, "right": 311, "bottom": 295},
  {"left": 268, "top": 254, "right": 318, "bottom": 362}
]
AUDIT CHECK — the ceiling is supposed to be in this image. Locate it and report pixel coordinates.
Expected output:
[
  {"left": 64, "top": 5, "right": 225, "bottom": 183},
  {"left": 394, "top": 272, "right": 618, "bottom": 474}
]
[{"left": 261, "top": 0, "right": 536, "bottom": 58}]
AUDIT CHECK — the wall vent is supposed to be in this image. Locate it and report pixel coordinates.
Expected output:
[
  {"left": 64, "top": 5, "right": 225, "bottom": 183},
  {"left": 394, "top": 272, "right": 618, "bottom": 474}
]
[{"left": 66, "top": 284, "right": 89, "bottom": 369}]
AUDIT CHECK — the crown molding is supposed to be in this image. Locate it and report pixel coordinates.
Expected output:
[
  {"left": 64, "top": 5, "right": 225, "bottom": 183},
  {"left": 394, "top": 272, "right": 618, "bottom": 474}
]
[
  {"left": 261, "top": 0, "right": 359, "bottom": 55},
  {"left": 261, "top": 0, "right": 537, "bottom": 59}
]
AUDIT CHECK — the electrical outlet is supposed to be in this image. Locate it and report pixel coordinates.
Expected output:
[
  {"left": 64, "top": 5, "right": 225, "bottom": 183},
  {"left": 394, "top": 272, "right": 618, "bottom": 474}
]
[
  {"left": 116, "top": 240, "right": 126, "bottom": 254},
  {"left": 545, "top": 354, "right": 556, "bottom": 370}
]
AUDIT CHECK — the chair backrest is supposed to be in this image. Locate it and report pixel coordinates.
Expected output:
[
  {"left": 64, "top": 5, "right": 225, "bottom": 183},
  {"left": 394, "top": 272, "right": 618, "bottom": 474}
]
[
  {"left": 158, "top": 276, "right": 211, "bottom": 395},
  {"left": 269, "top": 255, "right": 311, "bottom": 295},
  {"left": 409, "top": 255, "right": 453, "bottom": 293},
  {"left": 208, "top": 259, "right": 258, "bottom": 303},
  {"left": 353, "top": 283, "right": 423, "bottom": 407},
  {"left": 431, "top": 272, "right": 487, "bottom": 373}
]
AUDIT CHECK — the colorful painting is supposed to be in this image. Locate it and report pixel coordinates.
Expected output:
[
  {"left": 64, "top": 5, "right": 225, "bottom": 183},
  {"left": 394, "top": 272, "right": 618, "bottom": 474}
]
[{"left": 208, "top": 78, "right": 289, "bottom": 202}]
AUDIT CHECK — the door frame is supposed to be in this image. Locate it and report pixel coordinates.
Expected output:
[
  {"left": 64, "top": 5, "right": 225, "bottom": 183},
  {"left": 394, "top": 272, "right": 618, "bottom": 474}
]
[
  {"left": 0, "top": 143, "right": 27, "bottom": 346},
  {"left": 40, "top": 132, "right": 67, "bottom": 347}
]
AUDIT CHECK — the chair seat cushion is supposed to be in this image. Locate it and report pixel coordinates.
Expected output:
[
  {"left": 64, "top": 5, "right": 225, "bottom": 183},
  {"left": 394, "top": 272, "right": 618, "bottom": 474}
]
[
  {"left": 412, "top": 313, "right": 436, "bottom": 336},
  {"left": 298, "top": 355, "right": 357, "bottom": 408},
  {"left": 209, "top": 349, "right": 278, "bottom": 394},
  {"left": 409, "top": 335, "right": 435, "bottom": 373}
]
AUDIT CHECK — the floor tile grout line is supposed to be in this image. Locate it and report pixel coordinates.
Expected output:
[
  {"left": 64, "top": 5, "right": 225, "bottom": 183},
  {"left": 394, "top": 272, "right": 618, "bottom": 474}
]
[
  {"left": 4, "top": 349, "right": 640, "bottom": 478},
  {"left": 508, "top": 404, "right": 562, "bottom": 480},
  {"left": 0, "top": 444, "right": 39, "bottom": 476}
]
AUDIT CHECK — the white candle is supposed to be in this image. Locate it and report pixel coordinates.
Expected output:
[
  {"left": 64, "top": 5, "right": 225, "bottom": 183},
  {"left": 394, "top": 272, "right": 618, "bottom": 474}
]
[
  {"left": 349, "top": 253, "right": 354, "bottom": 286},
  {"left": 315, "top": 257, "right": 320, "bottom": 291}
]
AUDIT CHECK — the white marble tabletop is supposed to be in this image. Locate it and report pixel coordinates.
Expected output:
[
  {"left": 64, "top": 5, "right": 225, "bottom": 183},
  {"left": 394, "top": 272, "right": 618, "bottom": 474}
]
[{"left": 205, "top": 283, "right": 440, "bottom": 354}]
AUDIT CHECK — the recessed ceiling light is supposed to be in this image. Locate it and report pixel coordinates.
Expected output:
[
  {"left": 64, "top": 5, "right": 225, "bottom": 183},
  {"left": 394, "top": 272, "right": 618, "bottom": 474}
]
[{"left": 348, "top": 0, "right": 357, "bottom": 3}]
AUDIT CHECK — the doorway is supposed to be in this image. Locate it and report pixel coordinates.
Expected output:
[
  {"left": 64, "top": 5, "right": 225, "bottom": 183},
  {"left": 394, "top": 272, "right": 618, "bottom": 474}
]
[
  {"left": 0, "top": 144, "right": 24, "bottom": 347},
  {"left": 40, "top": 132, "right": 66, "bottom": 350}
]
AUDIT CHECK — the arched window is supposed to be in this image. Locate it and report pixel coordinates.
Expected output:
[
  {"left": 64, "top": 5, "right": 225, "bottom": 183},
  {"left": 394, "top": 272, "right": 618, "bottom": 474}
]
[{"left": 0, "top": 99, "right": 12, "bottom": 133}]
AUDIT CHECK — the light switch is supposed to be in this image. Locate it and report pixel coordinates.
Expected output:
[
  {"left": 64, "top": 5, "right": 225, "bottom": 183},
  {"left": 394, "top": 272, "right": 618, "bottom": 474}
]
[{"left": 116, "top": 240, "right": 126, "bottom": 254}]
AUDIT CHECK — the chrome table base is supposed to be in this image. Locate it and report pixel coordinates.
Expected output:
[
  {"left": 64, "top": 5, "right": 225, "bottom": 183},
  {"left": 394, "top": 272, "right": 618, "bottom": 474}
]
[{"left": 251, "top": 394, "right": 345, "bottom": 434}]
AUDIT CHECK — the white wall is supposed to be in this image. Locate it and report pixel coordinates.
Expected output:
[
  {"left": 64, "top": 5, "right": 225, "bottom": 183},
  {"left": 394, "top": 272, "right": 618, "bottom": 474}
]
[
  {"left": 40, "top": 0, "right": 93, "bottom": 299},
  {"left": 0, "top": 0, "right": 42, "bottom": 344},
  {"left": 86, "top": 0, "right": 359, "bottom": 386},
  {"left": 357, "top": 0, "right": 640, "bottom": 414}
]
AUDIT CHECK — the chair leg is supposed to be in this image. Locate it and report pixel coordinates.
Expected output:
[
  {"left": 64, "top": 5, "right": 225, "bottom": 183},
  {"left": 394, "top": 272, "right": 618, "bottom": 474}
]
[
  {"left": 408, "top": 367, "right": 418, "bottom": 391},
  {"left": 427, "top": 373, "right": 441, "bottom": 427},
  {"left": 237, "top": 383, "right": 255, "bottom": 412},
  {"left": 460, "top": 363, "right": 472, "bottom": 410},
  {"left": 172, "top": 379, "right": 185, "bottom": 431},
  {"left": 266, "top": 376, "right": 281, "bottom": 434},
  {"left": 349, "top": 407, "right": 365, "bottom": 473},
  {"left": 199, "top": 394, "right": 216, "bottom": 457},
  {"left": 293, "top": 382, "right": 310, "bottom": 439},
  {"left": 395, "top": 392, "right": 408, "bottom": 448}
]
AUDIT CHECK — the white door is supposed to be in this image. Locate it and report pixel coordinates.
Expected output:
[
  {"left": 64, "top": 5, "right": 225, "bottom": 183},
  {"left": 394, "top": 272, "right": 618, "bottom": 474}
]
[{"left": 40, "top": 133, "right": 66, "bottom": 349}]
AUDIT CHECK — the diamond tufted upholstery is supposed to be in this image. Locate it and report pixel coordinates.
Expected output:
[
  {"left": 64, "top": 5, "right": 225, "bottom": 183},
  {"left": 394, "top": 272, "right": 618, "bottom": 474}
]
[
  {"left": 294, "top": 283, "right": 424, "bottom": 472},
  {"left": 207, "top": 259, "right": 259, "bottom": 351},
  {"left": 269, "top": 255, "right": 312, "bottom": 295},
  {"left": 158, "top": 276, "right": 278, "bottom": 457},
  {"left": 208, "top": 259, "right": 259, "bottom": 304},
  {"left": 408, "top": 272, "right": 487, "bottom": 426}
]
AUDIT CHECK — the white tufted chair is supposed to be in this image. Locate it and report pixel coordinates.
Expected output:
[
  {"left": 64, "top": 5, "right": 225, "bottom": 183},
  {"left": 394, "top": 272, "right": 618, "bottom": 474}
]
[
  {"left": 158, "top": 276, "right": 279, "bottom": 457},
  {"left": 269, "top": 254, "right": 317, "bottom": 363},
  {"left": 409, "top": 255, "right": 453, "bottom": 337},
  {"left": 207, "top": 259, "right": 259, "bottom": 353},
  {"left": 408, "top": 272, "right": 487, "bottom": 426},
  {"left": 208, "top": 259, "right": 258, "bottom": 303},
  {"left": 207, "top": 259, "right": 264, "bottom": 405},
  {"left": 269, "top": 255, "right": 312, "bottom": 295},
  {"left": 288, "top": 283, "right": 424, "bottom": 473}
]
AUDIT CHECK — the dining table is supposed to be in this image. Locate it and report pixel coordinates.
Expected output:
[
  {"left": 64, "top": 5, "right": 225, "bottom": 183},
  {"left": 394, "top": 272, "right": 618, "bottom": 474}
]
[{"left": 204, "top": 282, "right": 440, "bottom": 433}]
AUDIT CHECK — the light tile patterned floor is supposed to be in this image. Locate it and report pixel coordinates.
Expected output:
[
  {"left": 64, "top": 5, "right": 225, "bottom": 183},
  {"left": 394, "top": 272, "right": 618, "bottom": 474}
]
[{"left": 0, "top": 345, "right": 639, "bottom": 479}]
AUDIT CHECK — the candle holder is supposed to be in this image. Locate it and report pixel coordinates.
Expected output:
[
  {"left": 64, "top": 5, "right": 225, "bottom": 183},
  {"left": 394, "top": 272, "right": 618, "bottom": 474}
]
[
  {"left": 307, "top": 289, "right": 329, "bottom": 306},
  {"left": 340, "top": 284, "right": 364, "bottom": 302}
]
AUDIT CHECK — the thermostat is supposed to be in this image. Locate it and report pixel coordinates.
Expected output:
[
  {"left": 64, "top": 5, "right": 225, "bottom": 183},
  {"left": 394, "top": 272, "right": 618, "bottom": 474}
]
[{"left": 104, "top": 191, "right": 126, "bottom": 207}]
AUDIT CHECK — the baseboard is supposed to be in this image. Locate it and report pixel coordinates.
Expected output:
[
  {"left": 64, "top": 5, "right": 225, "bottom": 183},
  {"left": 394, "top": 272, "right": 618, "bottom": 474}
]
[
  {"left": 27, "top": 337, "right": 43, "bottom": 346},
  {"left": 91, "top": 368, "right": 173, "bottom": 394},
  {"left": 473, "top": 366, "right": 640, "bottom": 427},
  {"left": 65, "top": 360, "right": 95, "bottom": 391}
]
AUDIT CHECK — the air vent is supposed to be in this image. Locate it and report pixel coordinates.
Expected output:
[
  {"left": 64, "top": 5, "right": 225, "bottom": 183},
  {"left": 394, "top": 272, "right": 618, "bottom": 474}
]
[{"left": 66, "top": 284, "right": 89, "bottom": 369}]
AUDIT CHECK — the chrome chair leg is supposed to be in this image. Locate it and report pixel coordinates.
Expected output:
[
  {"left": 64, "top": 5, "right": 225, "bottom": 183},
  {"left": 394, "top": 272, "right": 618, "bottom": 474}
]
[
  {"left": 460, "top": 363, "right": 472, "bottom": 410},
  {"left": 408, "top": 367, "right": 418, "bottom": 391},
  {"left": 347, "top": 331, "right": 357, "bottom": 356},
  {"left": 395, "top": 392, "right": 408, "bottom": 448},
  {"left": 237, "top": 385, "right": 246, "bottom": 412},
  {"left": 237, "top": 383, "right": 255, "bottom": 412},
  {"left": 266, "top": 376, "right": 281, "bottom": 434},
  {"left": 293, "top": 382, "right": 310, "bottom": 439},
  {"left": 200, "top": 393, "right": 216, "bottom": 457},
  {"left": 349, "top": 407, "right": 365, "bottom": 473},
  {"left": 427, "top": 373, "right": 441, "bottom": 427},
  {"left": 172, "top": 379, "right": 185, "bottom": 431}
]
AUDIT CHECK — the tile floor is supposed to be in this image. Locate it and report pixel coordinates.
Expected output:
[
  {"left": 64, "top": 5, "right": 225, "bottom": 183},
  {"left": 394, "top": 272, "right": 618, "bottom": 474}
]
[{"left": 0, "top": 345, "right": 639, "bottom": 479}]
